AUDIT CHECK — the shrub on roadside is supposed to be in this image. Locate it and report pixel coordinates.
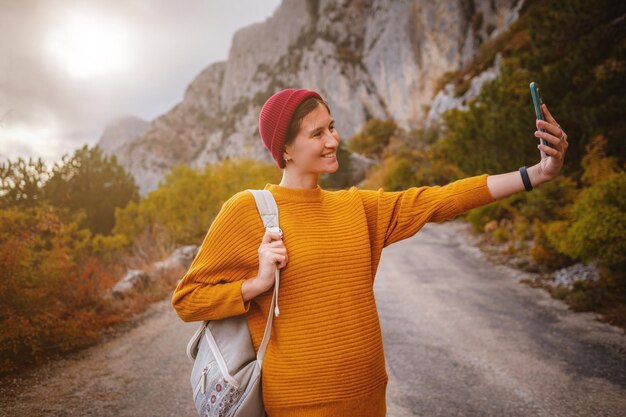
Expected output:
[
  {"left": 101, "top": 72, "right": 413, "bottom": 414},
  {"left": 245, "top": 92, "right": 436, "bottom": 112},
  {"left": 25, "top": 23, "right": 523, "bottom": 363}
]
[
  {"left": 0, "top": 204, "right": 123, "bottom": 374},
  {"left": 546, "top": 171, "right": 626, "bottom": 269}
]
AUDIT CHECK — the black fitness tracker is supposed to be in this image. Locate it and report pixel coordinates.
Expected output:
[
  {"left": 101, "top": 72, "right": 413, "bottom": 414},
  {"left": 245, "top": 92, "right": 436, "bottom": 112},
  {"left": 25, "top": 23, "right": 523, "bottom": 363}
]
[{"left": 519, "top": 166, "right": 533, "bottom": 191}]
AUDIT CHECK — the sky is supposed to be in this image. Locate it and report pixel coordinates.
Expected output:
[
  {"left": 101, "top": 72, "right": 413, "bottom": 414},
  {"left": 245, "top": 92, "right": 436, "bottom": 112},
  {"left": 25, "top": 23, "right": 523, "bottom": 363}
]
[{"left": 0, "top": 0, "right": 282, "bottom": 167}]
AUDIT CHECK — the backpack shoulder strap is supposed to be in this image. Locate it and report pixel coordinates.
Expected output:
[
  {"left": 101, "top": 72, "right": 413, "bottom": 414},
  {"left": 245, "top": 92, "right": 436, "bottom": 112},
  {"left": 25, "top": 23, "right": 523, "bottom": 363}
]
[
  {"left": 245, "top": 189, "right": 281, "bottom": 367},
  {"left": 246, "top": 189, "right": 281, "bottom": 233}
]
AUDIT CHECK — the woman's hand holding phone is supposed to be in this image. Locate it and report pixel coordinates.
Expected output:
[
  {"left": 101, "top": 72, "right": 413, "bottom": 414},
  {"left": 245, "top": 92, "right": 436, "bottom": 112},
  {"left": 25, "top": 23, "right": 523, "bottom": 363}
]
[{"left": 529, "top": 82, "right": 569, "bottom": 181}]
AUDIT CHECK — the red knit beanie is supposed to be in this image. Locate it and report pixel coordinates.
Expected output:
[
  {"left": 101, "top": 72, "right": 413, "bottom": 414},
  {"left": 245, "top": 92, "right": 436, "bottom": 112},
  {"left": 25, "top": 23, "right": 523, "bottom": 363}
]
[{"left": 258, "top": 88, "right": 324, "bottom": 169}]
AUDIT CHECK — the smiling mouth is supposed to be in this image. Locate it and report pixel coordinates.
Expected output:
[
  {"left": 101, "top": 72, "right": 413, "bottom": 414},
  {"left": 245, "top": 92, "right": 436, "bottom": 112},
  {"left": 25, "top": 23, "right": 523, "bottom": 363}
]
[{"left": 321, "top": 152, "right": 336, "bottom": 158}]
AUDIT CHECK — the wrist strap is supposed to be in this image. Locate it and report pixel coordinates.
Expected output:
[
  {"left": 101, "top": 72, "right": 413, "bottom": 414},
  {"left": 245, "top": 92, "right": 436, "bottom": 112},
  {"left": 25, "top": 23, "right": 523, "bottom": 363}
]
[{"left": 519, "top": 166, "right": 533, "bottom": 191}]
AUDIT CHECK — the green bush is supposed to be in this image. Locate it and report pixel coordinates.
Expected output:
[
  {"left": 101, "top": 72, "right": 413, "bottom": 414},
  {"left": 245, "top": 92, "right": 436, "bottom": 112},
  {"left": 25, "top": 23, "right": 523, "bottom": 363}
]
[
  {"left": 529, "top": 219, "right": 574, "bottom": 269},
  {"left": 113, "top": 158, "right": 281, "bottom": 248},
  {"left": 547, "top": 172, "right": 626, "bottom": 268},
  {"left": 347, "top": 118, "right": 399, "bottom": 159},
  {"left": 44, "top": 145, "right": 140, "bottom": 235},
  {"left": 518, "top": 175, "right": 579, "bottom": 221}
]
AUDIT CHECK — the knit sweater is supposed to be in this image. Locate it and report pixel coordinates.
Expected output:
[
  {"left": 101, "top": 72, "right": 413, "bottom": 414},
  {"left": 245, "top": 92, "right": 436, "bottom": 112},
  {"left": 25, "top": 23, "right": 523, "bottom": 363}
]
[{"left": 171, "top": 173, "right": 496, "bottom": 417}]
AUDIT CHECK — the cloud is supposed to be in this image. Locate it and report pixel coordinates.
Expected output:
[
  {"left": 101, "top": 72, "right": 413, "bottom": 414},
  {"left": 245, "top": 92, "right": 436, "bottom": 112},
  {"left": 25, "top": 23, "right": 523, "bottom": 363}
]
[{"left": 0, "top": 0, "right": 281, "bottom": 164}]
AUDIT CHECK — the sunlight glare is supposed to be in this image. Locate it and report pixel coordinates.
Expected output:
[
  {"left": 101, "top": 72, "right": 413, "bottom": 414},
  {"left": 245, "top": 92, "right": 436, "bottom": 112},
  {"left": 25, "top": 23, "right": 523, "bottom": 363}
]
[{"left": 44, "top": 10, "right": 131, "bottom": 79}]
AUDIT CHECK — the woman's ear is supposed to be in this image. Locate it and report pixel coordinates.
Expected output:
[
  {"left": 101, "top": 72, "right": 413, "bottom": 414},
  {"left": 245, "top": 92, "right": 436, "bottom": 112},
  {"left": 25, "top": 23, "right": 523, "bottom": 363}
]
[{"left": 283, "top": 143, "right": 293, "bottom": 162}]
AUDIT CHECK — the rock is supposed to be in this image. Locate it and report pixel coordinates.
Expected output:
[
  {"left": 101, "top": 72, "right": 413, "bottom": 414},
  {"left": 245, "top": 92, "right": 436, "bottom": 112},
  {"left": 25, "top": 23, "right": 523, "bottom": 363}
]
[
  {"left": 105, "top": 246, "right": 199, "bottom": 300},
  {"left": 151, "top": 245, "right": 199, "bottom": 277},
  {"left": 107, "top": 246, "right": 199, "bottom": 300},
  {"left": 98, "top": 116, "right": 150, "bottom": 155},
  {"left": 425, "top": 52, "right": 503, "bottom": 129},
  {"left": 552, "top": 261, "right": 601, "bottom": 289},
  {"left": 110, "top": 269, "right": 151, "bottom": 299}
]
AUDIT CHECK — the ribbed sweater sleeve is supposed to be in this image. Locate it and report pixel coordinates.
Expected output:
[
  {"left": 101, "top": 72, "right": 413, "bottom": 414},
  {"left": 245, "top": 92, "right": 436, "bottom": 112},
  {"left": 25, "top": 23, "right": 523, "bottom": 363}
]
[
  {"left": 170, "top": 191, "right": 262, "bottom": 322},
  {"left": 356, "top": 173, "right": 495, "bottom": 249}
]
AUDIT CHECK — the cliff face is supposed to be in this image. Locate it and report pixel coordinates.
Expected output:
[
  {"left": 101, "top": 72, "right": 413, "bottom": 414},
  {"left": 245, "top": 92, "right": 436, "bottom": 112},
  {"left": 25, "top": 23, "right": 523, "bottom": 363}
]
[
  {"left": 98, "top": 116, "right": 149, "bottom": 155},
  {"left": 98, "top": 0, "right": 523, "bottom": 196}
]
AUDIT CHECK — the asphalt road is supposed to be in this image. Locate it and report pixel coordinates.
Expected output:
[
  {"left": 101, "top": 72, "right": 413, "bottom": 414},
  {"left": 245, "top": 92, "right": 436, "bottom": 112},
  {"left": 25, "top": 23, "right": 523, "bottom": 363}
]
[
  {"left": 1, "top": 221, "right": 625, "bottom": 417},
  {"left": 380, "top": 222, "right": 626, "bottom": 417}
]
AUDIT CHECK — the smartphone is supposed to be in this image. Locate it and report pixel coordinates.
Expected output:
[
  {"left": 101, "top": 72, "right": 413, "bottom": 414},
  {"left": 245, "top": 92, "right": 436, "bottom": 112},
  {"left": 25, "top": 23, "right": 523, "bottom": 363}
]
[{"left": 530, "top": 82, "right": 552, "bottom": 158}]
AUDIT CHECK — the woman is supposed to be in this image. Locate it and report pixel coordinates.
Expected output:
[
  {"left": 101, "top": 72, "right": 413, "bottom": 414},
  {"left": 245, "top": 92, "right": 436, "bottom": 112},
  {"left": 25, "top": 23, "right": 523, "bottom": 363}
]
[{"left": 171, "top": 88, "right": 568, "bottom": 416}]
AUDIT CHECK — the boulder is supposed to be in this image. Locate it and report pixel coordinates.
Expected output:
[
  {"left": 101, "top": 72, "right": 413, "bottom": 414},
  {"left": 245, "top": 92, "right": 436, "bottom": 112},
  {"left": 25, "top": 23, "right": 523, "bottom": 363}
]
[{"left": 110, "top": 269, "right": 151, "bottom": 299}]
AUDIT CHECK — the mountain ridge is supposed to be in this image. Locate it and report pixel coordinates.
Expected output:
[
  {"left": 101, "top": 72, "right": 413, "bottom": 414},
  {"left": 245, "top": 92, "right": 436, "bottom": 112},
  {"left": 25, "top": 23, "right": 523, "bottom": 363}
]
[{"left": 98, "top": 0, "right": 524, "bottom": 195}]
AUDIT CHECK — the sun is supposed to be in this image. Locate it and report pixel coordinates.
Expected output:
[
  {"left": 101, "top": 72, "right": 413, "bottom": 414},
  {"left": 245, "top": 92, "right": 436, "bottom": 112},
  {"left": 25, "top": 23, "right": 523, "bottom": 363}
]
[{"left": 44, "top": 9, "right": 131, "bottom": 79}]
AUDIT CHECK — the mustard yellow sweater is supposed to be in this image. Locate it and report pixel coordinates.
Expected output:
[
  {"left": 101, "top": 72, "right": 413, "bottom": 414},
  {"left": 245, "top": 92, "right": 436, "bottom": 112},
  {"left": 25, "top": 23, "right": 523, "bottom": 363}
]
[{"left": 171, "top": 173, "right": 496, "bottom": 417}]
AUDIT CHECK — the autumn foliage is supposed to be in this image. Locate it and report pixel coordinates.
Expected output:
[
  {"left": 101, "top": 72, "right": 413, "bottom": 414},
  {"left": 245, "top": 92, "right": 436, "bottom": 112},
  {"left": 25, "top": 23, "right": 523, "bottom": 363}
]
[
  {"left": 0, "top": 147, "right": 282, "bottom": 374},
  {"left": 0, "top": 202, "right": 122, "bottom": 373}
]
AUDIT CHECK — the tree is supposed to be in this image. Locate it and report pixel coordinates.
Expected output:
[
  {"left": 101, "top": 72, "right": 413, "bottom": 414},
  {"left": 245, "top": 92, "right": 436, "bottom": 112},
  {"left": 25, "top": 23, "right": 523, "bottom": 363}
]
[
  {"left": 44, "top": 144, "right": 140, "bottom": 235},
  {"left": 0, "top": 157, "right": 50, "bottom": 209}
]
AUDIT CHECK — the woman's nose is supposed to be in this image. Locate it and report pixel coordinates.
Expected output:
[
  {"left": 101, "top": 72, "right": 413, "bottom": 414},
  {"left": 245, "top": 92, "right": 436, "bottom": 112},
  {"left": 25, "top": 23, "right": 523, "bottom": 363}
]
[{"left": 324, "top": 130, "right": 339, "bottom": 145}]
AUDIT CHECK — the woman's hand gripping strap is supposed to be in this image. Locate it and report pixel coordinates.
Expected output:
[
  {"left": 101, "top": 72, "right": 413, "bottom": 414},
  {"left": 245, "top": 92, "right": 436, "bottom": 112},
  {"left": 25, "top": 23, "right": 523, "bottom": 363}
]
[{"left": 265, "top": 225, "right": 282, "bottom": 317}]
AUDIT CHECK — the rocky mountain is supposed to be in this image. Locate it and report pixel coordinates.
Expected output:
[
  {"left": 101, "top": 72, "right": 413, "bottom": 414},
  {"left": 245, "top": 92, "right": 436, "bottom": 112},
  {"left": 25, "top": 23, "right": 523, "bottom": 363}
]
[
  {"left": 97, "top": 0, "right": 524, "bottom": 196},
  {"left": 98, "top": 116, "right": 150, "bottom": 156}
]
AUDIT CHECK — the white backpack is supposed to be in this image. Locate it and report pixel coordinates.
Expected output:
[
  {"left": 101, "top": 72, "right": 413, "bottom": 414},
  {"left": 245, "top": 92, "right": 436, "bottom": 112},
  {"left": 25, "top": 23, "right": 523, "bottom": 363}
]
[{"left": 185, "top": 189, "right": 281, "bottom": 417}]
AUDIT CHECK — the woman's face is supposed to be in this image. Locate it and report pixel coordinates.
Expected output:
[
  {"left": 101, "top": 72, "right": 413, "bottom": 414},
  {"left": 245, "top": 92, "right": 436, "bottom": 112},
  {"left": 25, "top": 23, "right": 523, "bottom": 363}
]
[{"left": 283, "top": 104, "right": 340, "bottom": 174}]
